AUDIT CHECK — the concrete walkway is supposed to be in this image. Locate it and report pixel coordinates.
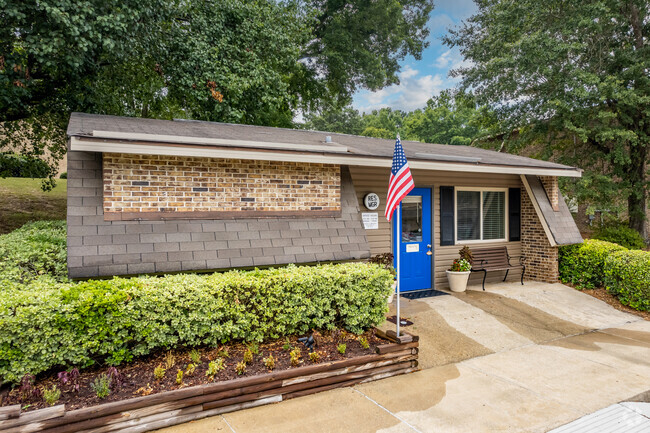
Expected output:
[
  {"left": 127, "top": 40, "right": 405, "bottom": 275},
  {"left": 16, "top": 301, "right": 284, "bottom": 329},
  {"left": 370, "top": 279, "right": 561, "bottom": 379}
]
[{"left": 159, "top": 282, "right": 650, "bottom": 433}]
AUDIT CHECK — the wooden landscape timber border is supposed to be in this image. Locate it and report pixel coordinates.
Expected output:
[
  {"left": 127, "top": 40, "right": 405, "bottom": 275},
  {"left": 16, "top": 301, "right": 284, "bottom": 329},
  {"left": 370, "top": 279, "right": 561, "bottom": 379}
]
[{"left": 0, "top": 330, "right": 418, "bottom": 433}]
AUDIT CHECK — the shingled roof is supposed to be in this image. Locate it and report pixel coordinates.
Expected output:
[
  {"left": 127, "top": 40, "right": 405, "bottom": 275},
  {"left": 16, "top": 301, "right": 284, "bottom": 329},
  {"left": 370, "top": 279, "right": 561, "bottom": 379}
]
[
  {"left": 523, "top": 175, "right": 583, "bottom": 246},
  {"left": 67, "top": 113, "right": 581, "bottom": 177}
]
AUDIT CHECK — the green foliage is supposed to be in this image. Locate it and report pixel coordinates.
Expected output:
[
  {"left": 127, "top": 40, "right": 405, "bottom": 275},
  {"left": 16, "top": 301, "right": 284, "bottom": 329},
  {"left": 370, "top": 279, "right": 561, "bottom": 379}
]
[
  {"left": 559, "top": 240, "right": 627, "bottom": 289},
  {"left": 235, "top": 361, "right": 247, "bottom": 375},
  {"left": 164, "top": 351, "right": 175, "bottom": 370},
  {"left": 0, "top": 154, "right": 50, "bottom": 179},
  {"left": 185, "top": 363, "right": 196, "bottom": 376},
  {"left": 153, "top": 365, "right": 166, "bottom": 381},
  {"left": 175, "top": 369, "right": 183, "bottom": 385},
  {"left": 3, "top": 0, "right": 433, "bottom": 185},
  {"left": 263, "top": 354, "right": 275, "bottom": 370},
  {"left": 304, "top": 90, "right": 498, "bottom": 146},
  {"left": 358, "top": 337, "right": 370, "bottom": 349},
  {"left": 449, "top": 259, "right": 471, "bottom": 272},
  {"left": 246, "top": 343, "right": 259, "bottom": 355},
  {"left": 593, "top": 225, "right": 647, "bottom": 250},
  {"left": 42, "top": 385, "right": 61, "bottom": 406},
  {"left": 337, "top": 343, "right": 346, "bottom": 355},
  {"left": 0, "top": 220, "right": 67, "bottom": 285},
  {"left": 308, "top": 351, "right": 321, "bottom": 363},
  {"left": 0, "top": 262, "right": 391, "bottom": 383},
  {"left": 242, "top": 349, "right": 253, "bottom": 365},
  {"left": 282, "top": 338, "right": 292, "bottom": 351},
  {"left": 90, "top": 374, "right": 111, "bottom": 399},
  {"left": 604, "top": 250, "right": 650, "bottom": 312},
  {"left": 206, "top": 359, "right": 225, "bottom": 377},
  {"left": 290, "top": 348, "right": 301, "bottom": 366},
  {"left": 445, "top": 0, "right": 650, "bottom": 239},
  {"left": 189, "top": 349, "right": 201, "bottom": 364}
]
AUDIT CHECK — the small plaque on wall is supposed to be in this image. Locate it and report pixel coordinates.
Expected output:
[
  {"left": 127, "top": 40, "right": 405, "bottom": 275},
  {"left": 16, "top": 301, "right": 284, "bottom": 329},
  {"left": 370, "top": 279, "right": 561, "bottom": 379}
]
[
  {"left": 363, "top": 193, "right": 380, "bottom": 210},
  {"left": 362, "top": 212, "right": 379, "bottom": 229}
]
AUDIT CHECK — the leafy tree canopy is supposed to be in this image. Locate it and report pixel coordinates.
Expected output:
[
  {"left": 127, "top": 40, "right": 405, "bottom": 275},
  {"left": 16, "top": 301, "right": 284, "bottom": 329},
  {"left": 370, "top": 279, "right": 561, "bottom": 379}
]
[
  {"left": 445, "top": 0, "right": 649, "bottom": 238},
  {"left": 0, "top": 0, "right": 433, "bottom": 187},
  {"left": 303, "top": 90, "right": 497, "bottom": 145}
]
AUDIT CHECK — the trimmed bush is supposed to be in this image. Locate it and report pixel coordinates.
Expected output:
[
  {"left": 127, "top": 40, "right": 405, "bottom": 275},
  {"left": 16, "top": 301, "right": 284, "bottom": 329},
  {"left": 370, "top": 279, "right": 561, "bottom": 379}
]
[
  {"left": 0, "top": 263, "right": 392, "bottom": 383},
  {"left": 0, "top": 220, "right": 68, "bottom": 285},
  {"left": 558, "top": 239, "right": 627, "bottom": 289},
  {"left": 604, "top": 250, "right": 650, "bottom": 312},
  {"left": 593, "top": 224, "right": 646, "bottom": 250},
  {"left": 0, "top": 153, "right": 49, "bottom": 178}
]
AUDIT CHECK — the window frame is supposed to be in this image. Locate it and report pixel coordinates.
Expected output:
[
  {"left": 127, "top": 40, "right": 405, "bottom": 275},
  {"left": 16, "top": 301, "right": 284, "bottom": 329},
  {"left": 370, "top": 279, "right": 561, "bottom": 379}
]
[{"left": 454, "top": 187, "right": 509, "bottom": 244}]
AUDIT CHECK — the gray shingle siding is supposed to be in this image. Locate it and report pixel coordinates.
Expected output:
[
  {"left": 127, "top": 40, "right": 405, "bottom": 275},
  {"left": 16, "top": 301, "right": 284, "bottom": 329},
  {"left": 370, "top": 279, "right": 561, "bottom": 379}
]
[{"left": 67, "top": 151, "right": 370, "bottom": 279}]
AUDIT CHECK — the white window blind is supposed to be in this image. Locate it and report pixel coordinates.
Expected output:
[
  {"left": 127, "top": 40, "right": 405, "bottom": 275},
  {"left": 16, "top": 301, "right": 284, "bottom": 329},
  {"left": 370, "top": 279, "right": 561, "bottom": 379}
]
[
  {"left": 483, "top": 191, "right": 505, "bottom": 240},
  {"left": 457, "top": 191, "right": 480, "bottom": 241}
]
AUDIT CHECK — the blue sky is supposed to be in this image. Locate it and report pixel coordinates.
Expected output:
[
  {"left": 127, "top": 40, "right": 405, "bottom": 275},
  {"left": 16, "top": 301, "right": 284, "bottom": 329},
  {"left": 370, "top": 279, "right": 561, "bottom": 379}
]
[{"left": 352, "top": 0, "right": 477, "bottom": 114}]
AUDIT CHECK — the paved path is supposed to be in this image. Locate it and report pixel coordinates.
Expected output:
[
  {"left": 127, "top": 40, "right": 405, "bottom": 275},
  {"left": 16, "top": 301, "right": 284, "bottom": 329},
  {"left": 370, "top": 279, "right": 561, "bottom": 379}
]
[{"left": 160, "top": 282, "right": 650, "bottom": 433}]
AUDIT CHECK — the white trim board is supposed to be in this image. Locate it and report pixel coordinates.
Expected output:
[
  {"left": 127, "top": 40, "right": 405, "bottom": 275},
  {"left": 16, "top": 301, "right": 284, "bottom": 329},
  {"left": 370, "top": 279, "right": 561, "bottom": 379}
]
[{"left": 69, "top": 137, "right": 583, "bottom": 178}]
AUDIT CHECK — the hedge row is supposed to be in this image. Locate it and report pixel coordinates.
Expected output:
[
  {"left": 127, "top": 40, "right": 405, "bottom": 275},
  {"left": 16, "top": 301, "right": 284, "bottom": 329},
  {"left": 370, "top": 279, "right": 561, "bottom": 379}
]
[
  {"left": 0, "top": 263, "right": 392, "bottom": 383},
  {"left": 0, "top": 220, "right": 68, "bottom": 285},
  {"left": 604, "top": 250, "right": 650, "bottom": 312},
  {"left": 0, "top": 153, "right": 50, "bottom": 178},
  {"left": 558, "top": 239, "right": 627, "bottom": 289},
  {"left": 559, "top": 239, "right": 649, "bottom": 312}
]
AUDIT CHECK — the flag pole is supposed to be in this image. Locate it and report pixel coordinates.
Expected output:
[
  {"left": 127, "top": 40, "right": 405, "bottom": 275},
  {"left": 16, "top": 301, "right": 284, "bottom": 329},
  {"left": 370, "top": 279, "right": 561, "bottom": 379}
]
[{"left": 396, "top": 202, "right": 401, "bottom": 337}]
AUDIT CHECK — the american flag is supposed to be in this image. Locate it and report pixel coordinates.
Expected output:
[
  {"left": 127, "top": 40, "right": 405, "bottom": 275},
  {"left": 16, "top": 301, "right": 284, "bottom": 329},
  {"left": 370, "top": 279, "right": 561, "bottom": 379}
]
[{"left": 385, "top": 135, "right": 414, "bottom": 221}]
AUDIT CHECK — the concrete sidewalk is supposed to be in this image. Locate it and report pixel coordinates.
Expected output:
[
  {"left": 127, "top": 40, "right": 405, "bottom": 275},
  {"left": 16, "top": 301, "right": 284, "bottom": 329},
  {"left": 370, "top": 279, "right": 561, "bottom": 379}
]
[{"left": 160, "top": 282, "right": 650, "bottom": 433}]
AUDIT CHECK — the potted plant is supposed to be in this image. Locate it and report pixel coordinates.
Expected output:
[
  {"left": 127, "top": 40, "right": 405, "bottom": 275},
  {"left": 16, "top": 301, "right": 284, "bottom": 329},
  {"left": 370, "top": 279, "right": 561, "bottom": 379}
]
[{"left": 446, "top": 248, "right": 472, "bottom": 292}]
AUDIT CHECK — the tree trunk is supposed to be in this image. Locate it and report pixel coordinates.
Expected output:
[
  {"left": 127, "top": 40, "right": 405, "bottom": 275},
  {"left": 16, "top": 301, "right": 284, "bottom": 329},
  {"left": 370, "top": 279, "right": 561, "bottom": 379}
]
[{"left": 627, "top": 141, "right": 648, "bottom": 241}]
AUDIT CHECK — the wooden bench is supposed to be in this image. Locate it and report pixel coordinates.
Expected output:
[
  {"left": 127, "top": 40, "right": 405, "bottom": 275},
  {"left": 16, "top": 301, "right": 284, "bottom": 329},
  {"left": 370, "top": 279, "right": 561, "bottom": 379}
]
[{"left": 469, "top": 247, "right": 525, "bottom": 291}]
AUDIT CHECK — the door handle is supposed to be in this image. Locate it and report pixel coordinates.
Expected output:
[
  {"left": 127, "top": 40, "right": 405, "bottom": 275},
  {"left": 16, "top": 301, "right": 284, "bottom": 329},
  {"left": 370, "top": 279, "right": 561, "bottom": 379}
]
[{"left": 426, "top": 244, "right": 432, "bottom": 256}]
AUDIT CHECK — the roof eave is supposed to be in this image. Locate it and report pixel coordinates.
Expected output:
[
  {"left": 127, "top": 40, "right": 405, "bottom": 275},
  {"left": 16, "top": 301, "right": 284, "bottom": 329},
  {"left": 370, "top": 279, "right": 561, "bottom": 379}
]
[{"left": 69, "top": 136, "right": 583, "bottom": 178}]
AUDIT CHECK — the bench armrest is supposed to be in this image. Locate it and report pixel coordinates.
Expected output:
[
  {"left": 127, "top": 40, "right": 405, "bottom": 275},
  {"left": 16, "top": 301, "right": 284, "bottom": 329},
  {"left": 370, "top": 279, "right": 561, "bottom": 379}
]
[{"left": 507, "top": 255, "right": 524, "bottom": 266}]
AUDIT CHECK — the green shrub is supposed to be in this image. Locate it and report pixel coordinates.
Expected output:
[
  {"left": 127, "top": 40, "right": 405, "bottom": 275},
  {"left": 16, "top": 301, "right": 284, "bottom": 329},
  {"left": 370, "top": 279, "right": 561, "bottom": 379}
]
[
  {"left": 604, "top": 250, "right": 650, "bottom": 312},
  {"left": 558, "top": 239, "right": 627, "bottom": 289},
  {"left": 0, "top": 263, "right": 392, "bottom": 383},
  {"left": 0, "top": 153, "right": 50, "bottom": 178},
  {"left": 593, "top": 224, "right": 646, "bottom": 250},
  {"left": 0, "top": 220, "right": 68, "bottom": 285}
]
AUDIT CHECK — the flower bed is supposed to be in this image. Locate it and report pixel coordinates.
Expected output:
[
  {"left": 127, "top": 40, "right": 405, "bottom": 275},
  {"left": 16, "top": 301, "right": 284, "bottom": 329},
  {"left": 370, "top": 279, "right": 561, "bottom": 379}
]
[{"left": 0, "top": 329, "right": 419, "bottom": 433}]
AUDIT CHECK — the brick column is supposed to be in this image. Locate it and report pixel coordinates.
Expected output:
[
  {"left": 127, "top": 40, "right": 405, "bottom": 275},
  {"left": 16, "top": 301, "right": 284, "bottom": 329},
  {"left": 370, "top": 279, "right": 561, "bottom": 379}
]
[{"left": 520, "top": 184, "right": 559, "bottom": 282}]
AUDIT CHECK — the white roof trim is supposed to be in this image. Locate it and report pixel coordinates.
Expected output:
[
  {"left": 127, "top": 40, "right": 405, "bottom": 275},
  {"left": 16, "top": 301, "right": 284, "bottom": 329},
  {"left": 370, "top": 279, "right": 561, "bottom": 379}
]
[
  {"left": 70, "top": 137, "right": 583, "bottom": 178},
  {"left": 91, "top": 130, "right": 349, "bottom": 153},
  {"left": 520, "top": 174, "right": 558, "bottom": 247}
]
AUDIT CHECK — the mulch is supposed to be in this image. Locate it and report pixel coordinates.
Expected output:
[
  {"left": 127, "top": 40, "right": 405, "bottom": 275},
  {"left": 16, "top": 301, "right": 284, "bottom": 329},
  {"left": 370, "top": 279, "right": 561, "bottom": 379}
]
[{"left": 1, "top": 329, "right": 383, "bottom": 412}]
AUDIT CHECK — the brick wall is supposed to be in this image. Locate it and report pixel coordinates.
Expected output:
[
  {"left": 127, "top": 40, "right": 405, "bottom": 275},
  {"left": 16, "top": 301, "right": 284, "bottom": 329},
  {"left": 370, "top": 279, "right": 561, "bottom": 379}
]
[
  {"left": 521, "top": 182, "right": 559, "bottom": 282},
  {"left": 67, "top": 150, "right": 370, "bottom": 279},
  {"left": 102, "top": 154, "right": 340, "bottom": 219}
]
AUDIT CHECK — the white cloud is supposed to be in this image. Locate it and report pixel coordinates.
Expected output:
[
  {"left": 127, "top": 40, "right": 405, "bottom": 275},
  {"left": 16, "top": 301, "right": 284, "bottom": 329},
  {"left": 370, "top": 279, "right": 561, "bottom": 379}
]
[
  {"left": 353, "top": 67, "right": 446, "bottom": 113},
  {"left": 433, "top": 49, "right": 471, "bottom": 71}
]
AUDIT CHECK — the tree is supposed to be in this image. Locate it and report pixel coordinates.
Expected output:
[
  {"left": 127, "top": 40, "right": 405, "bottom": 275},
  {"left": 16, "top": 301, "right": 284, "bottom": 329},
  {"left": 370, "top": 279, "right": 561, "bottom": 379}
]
[
  {"left": 445, "top": 0, "right": 650, "bottom": 239},
  {"left": 1, "top": 0, "right": 434, "bottom": 188},
  {"left": 405, "top": 90, "right": 497, "bottom": 146}
]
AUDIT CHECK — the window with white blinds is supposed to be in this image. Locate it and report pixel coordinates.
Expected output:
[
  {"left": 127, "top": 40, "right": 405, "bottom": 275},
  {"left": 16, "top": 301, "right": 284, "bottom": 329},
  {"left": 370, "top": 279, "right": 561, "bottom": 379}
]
[
  {"left": 483, "top": 191, "right": 505, "bottom": 240},
  {"left": 455, "top": 189, "right": 507, "bottom": 242}
]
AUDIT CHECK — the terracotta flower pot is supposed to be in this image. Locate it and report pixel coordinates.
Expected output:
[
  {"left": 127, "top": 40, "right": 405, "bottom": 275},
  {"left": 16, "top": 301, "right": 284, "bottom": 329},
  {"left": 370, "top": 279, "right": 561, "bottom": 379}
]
[{"left": 446, "top": 270, "right": 471, "bottom": 293}]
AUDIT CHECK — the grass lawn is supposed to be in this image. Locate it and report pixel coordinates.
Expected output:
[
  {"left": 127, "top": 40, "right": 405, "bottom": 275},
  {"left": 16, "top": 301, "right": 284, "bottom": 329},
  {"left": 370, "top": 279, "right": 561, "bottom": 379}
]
[{"left": 0, "top": 177, "right": 67, "bottom": 234}]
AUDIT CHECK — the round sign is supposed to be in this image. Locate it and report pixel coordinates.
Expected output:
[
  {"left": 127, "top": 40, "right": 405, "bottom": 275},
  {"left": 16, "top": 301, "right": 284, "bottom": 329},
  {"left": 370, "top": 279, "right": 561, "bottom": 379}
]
[{"left": 363, "top": 193, "right": 380, "bottom": 210}]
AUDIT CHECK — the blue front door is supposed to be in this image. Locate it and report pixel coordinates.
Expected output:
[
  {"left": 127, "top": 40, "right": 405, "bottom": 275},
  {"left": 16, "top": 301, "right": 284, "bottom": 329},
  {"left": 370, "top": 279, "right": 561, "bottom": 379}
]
[{"left": 392, "top": 188, "right": 432, "bottom": 292}]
